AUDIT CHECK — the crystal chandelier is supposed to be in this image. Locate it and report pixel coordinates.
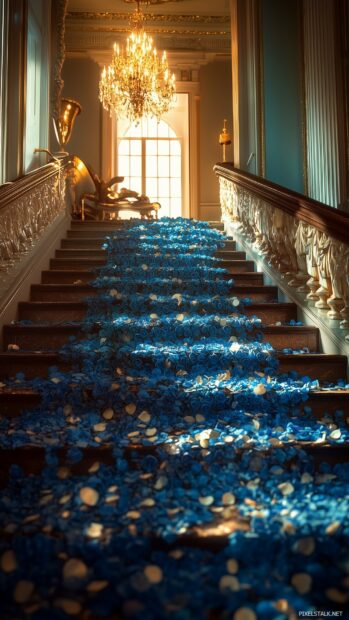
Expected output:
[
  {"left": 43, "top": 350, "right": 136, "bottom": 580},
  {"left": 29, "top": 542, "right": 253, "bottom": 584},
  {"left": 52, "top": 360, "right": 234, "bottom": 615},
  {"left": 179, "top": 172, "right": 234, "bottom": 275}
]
[{"left": 99, "top": 1, "right": 176, "bottom": 123}]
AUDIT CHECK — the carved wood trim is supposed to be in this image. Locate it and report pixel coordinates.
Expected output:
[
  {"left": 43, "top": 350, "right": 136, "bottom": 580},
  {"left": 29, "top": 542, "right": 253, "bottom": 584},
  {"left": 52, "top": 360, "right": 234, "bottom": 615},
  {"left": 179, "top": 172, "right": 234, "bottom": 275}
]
[
  {"left": 214, "top": 163, "right": 349, "bottom": 245},
  {"left": 0, "top": 159, "right": 69, "bottom": 212},
  {"left": 0, "top": 159, "right": 69, "bottom": 272}
]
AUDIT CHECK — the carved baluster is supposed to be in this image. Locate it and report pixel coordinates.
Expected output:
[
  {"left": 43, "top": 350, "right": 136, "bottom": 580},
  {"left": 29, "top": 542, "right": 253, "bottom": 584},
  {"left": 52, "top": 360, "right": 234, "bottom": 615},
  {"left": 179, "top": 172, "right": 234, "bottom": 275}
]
[
  {"left": 339, "top": 250, "right": 349, "bottom": 328},
  {"left": 326, "top": 239, "right": 346, "bottom": 320},
  {"left": 313, "top": 232, "right": 331, "bottom": 310},
  {"left": 282, "top": 215, "right": 298, "bottom": 277},
  {"left": 270, "top": 210, "right": 296, "bottom": 273},
  {"left": 305, "top": 227, "right": 320, "bottom": 303},
  {"left": 288, "top": 221, "right": 310, "bottom": 292}
]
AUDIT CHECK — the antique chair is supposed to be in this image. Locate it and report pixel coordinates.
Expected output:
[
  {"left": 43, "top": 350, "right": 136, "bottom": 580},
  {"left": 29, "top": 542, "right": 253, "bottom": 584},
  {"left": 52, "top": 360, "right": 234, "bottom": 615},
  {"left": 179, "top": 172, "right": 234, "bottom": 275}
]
[{"left": 69, "top": 157, "right": 160, "bottom": 221}]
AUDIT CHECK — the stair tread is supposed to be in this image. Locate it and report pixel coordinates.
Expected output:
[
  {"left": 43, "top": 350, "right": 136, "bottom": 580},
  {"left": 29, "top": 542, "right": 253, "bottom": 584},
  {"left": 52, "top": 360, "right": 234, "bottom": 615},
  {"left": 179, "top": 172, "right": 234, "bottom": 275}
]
[
  {"left": 44, "top": 267, "right": 265, "bottom": 276},
  {"left": 4, "top": 323, "right": 317, "bottom": 333},
  {"left": 18, "top": 300, "right": 296, "bottom": 309},
  {"left": 0, "top": 439, "right": 348, "bottom": 457},
  {"left": 33, "top": 282, "right": 278, "bottom": 293}
]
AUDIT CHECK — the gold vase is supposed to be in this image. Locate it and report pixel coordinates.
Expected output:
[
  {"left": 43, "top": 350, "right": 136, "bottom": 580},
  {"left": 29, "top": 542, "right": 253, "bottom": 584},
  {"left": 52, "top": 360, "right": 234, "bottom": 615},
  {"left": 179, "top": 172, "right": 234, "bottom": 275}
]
[{"left": 53, "top": 98, "right": 82, "bottom": 153}]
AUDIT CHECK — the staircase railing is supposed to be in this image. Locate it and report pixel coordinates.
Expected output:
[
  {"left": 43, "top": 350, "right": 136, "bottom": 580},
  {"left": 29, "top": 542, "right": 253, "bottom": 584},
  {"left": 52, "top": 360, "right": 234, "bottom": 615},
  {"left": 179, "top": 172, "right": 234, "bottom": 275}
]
[
  {"left": 0, "top": 158, "right": 69, "bottom": 273},
  {"left": 214, "top": 163, "right": 349, "bottom": 329}
]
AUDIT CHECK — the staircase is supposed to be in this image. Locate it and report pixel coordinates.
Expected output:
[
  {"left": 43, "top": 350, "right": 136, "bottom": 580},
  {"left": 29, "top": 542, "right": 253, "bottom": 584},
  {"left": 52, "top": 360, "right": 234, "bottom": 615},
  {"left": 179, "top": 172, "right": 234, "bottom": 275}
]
[
  {"left": 1, "top": 221, "right": 348, "bottom": 427},
  {"left": 0, "top": 219, "right": 348, "bottom": 617}
]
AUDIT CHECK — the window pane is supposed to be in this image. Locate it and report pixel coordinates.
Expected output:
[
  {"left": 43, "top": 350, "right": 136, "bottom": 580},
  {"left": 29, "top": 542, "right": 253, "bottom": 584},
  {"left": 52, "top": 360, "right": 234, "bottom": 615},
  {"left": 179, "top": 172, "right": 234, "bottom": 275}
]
[
  {"left": 170, "top": 198, "right": 182, "bottom": 218},
  {"left": 170, "top": 178, "right": 181, "bottom": 198},
  {"left": 170, "top": 156, "right": 181, "bottom": 177},
  {"left": 129, "top": 177, "right": 142, "bottom": 194},
  {"left": 158, "top": 121, "right": 169, "bottom": 138},
  {"left": 146, "top": 178, "right": 158, "bottom": 199},
  {"left": 146, "top": 156, "right": 158, "bottom": 177},
  {"left": 130, "top": 140, "right": 142, "bottom": 155},
  {"left": 128, "top": 123, "right": 142, "bottom": 138},
  {"left": 159, "top": 198, "right": 170, "bottom": 217},
  {"left": 130, "top": 155, "right": 142, "bottom": 177},
  {"left": 170, "top": 141, "right": 181, "bottom": 156},
  {"left": 119, "top": 140, "right": 129, "bottom": 156},
  {"left": 121, "top": 176, "right": 130, "bottom": 189},
  {"left": 146, "top": 140, "right": 157, "bottom": 155},
  {"left": 118, "top": 156, "right": 129, "bottom": 177},
  {"left": 158, "top": 156, "right": 170, "bottom": 177},
  {"left": 147, "top": 117, "right": 159, "bottom": 137},
  {"left": 158, "top": 140, "right": 169, "bottom": 155},
  {"left": 158, "top": 178, "right": 170, "bottom": 197}
]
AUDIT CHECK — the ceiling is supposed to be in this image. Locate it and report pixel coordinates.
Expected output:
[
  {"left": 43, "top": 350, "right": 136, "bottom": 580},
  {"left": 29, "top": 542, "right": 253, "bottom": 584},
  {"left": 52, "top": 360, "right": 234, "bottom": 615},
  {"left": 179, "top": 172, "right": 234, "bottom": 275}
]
[
  {"left": 65, "top": 0, "right": 231, "bottom": 60},
  {"left": 68, "top": 1, "right": 230, "bottom": 16}
]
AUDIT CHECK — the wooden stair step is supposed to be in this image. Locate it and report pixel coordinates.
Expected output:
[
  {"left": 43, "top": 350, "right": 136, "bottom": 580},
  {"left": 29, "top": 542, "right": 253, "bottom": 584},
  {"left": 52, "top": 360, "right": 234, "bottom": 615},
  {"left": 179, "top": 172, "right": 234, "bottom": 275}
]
[
  {"left": 42, "top": 269, "right": 94, "bottom": 284},
  {"left": 208, "top": 221, "right": 224, "bottom": 230},
  {"left": 61, "top": 237, "right": 106, "bottom": 249},
  {"left": 215, "top": 250, "right": 245, "bottom": 260},
  {"left": 0, "top": 352, "right": 66, "bottom": 377},
  {"left": 0, "top": 352, "right": 345, "bottom": 383},
  {"left": 50, "top": 255, "right": 255, "bottom": 273},
  {"left": 67, "top": 229, "right": 134, "bottom": 239},
  {"left": 31, "top": 283, "right": 279, "bottom": 303},
  {"left": 0, "top": 441, "right": 348, "bottom": 485},
  {"left": 59, "top": 240, "right": 244, "bottom": 260},
  {"left": 3, "top": 324, "right": 80, "bottom": 350},
  {"left": 3, "top": 323, "right": 319, "bottom": 351},
  {"left": 41, "top": 269, "right": 264, "bottom": 286},
  {"left": 56, "top": 248, "right": 107, "bottom": 258},
  {"left": 0, "top": 390, "right": 41, "bottom": 417},
  {"left": 70, "top": 220, "right": 127, "bottom": 229},
  {"left": 278, "top": 353, "right": 347, "bottom": 381},
  {"left": 221, "top": 260, "right": 255, "bottom": 272},
  {"left": 220, "top": 272, "right": 264, "bottom": 284},
  {"left": 57, "top": 246, "right": 248, "bottom": 262},
  {"left": 66, "top": 229, "right": 236, "bottom": 249},
  {"left": 1, "top": 386, "right": 348, "bottom": 419},
  {"left": 50, "top": 257, "right": 107, "bottom": 270},
  {"left": 31, "top": 283, "right": 95, "bottom": 301},
  {"left": 17, "top": 300, "right": 297, "bottom": 324},
  {"left": 262, "top": 325, "right": 319, "bottom": 351},
  {"left": 18, "top": 301, "right": 85, "bottom": 322},
  {"left": 302, "top": 390, "right": 349, "bottom": 416}
]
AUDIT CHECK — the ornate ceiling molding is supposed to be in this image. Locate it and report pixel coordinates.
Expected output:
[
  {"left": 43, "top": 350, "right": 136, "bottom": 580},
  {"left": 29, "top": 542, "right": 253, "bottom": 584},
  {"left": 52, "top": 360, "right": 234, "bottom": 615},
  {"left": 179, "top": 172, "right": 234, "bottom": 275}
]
[
  {"left": 65, "top": 1, "right": 231, "bottom": 55},
  {"left": 67, "top": 12, "right": 230, "bottom": 25},
  {"left": 67, "top": 25, "right": 229, "bottom": 36},
  {"left": 122, "top": 0, "right": 189, "bottom": 4},
  {"left": 65, "top": 29, "right": 231, "bottom": 53}
]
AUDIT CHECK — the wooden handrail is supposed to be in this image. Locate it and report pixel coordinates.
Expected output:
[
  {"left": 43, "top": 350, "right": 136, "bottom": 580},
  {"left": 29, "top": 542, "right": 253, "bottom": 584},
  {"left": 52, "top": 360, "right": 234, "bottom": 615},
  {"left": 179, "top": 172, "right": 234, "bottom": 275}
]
[
  {"left": 214, "top": 164, "right": 349, "bottom": 245},
  {"left": 0, "top": 157, "right": 70, "bottom": 212}
]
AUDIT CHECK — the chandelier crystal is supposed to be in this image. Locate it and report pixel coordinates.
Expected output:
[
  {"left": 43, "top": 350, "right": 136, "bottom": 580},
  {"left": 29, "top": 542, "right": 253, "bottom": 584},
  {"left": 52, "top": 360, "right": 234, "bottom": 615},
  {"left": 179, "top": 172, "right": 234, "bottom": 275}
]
[{"left": 99, "top": 2, "right": 176, "bottom": 123}]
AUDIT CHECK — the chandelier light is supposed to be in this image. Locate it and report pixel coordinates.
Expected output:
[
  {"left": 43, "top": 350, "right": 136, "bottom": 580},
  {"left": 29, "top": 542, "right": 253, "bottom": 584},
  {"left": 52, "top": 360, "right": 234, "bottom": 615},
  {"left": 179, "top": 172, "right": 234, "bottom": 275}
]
[{"left": 99, "top": 1, "right": 176, "bottom": 123}]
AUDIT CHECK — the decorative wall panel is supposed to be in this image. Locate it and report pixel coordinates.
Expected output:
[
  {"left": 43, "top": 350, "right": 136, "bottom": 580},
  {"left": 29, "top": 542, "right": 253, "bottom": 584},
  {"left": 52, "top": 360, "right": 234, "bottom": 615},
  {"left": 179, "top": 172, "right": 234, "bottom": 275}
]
[{"left": 303, "top": 0, "right": 341, "bottom": 208}]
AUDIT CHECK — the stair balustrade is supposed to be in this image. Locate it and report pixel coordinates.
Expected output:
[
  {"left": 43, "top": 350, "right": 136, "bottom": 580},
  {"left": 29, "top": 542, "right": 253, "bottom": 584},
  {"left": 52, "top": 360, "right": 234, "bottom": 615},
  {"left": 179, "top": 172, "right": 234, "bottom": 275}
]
[
  {"left": 0, "top": 158, "right": 69, "bottom": 273},
  {"left": 215, "top": 164, "right": 349, "bottom": 329}
]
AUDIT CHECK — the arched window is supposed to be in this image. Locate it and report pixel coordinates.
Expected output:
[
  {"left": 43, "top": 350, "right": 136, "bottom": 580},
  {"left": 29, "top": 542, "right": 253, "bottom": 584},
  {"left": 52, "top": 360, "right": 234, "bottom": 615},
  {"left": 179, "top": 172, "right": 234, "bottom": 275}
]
[{"left": 118, "top": 117, "right": 182, "bottom": 218}]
